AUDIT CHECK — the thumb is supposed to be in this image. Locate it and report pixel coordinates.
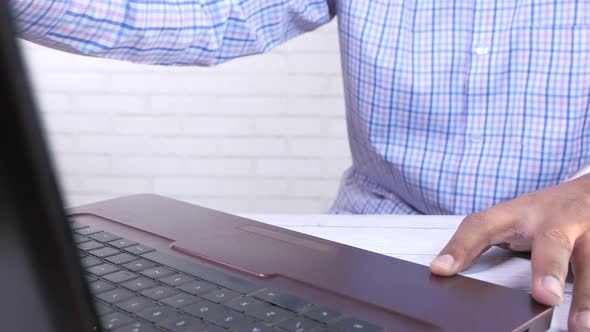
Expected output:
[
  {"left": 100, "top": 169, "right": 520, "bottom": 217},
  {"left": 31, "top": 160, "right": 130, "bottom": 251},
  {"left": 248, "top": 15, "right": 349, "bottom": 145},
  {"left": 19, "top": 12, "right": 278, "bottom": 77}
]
[{"left": 430, "top": 213, "right": 501, "bottom": 276}]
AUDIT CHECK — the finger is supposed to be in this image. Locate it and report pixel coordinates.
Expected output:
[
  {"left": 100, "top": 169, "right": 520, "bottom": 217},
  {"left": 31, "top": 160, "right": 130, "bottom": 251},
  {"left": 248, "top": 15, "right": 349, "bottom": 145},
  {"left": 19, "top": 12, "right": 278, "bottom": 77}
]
[
  {"left": 430, "top": 209, "right": 514, "bottom": 276},
  {"left": 569, "top": 232, "right": 590, "bottom": 332},
  {"left": 531, "top": 228, "right": 576, "bottom": 307}
]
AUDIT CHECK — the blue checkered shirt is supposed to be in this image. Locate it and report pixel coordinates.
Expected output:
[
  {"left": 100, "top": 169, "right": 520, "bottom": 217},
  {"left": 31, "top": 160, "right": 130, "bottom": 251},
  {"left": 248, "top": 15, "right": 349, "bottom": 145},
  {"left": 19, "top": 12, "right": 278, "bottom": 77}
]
[{"left": 10, "top": 0, "right": 590, "bottom": 214}]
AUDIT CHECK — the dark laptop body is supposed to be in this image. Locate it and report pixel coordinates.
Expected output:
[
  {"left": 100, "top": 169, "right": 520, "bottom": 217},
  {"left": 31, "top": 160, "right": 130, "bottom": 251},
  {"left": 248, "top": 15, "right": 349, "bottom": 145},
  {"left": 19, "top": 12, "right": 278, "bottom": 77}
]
[{"left": 1, "top": 1, "right": 554, "bottom": 331}]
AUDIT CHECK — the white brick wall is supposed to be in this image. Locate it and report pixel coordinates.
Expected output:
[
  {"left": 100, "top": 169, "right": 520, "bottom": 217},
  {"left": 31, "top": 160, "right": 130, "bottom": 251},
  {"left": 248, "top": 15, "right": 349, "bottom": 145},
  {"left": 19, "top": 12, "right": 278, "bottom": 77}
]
[{"left": 19, "top": 21, "right": 351, "bottom": 213}]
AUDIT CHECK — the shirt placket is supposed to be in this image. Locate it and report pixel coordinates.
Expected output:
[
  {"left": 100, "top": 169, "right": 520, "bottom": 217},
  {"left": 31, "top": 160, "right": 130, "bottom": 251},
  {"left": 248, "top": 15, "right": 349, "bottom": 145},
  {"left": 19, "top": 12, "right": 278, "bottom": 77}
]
[{"left": 455, "top": 1, "right": 494, "bottom": 213}]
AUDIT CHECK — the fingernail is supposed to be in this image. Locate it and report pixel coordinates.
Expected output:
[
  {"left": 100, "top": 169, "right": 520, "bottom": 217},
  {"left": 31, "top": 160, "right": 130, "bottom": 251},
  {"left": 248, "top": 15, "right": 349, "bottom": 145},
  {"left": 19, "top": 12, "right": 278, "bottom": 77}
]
[
  {"left": 575, "top": 311, "right": 590, "bottom": 330},
  {"left": 431, "top": 254, "right": 455, "bottom": 272},
  {"left": 541, "top": 275, "right": 563, "bottom": 301}
]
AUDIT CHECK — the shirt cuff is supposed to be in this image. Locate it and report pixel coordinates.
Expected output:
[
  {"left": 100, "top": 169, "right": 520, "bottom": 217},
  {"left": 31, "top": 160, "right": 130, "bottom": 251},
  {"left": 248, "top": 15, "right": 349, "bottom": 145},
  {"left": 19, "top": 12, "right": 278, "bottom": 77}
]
[
  {"left": 564, "top": 163, "right": 590, "bottom": 182},
  {"left": 9, "top": 0, "right": 71, "bottom": 40}
]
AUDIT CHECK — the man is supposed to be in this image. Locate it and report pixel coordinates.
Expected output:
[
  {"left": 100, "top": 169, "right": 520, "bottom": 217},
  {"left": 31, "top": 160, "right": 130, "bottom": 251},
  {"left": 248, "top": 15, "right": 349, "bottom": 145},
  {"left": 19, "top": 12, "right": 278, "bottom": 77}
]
[{"left": 9, "top": 0, "right": 590, "bottom": 330}]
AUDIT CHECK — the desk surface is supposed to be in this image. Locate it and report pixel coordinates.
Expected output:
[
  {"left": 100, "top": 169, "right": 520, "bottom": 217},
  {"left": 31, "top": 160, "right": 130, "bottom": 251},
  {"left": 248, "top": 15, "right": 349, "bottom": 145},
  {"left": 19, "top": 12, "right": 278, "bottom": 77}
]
[{"left": 240, "top": 214, "right": 570, "bottom": 332}]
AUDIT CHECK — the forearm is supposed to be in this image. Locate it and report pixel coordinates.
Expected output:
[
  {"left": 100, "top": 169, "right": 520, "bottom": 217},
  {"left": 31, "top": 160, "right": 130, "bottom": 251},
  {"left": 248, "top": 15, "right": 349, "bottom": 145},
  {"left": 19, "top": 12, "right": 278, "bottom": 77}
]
[{"left": 9, "top": 0, "right": 334, "bottom": 66}]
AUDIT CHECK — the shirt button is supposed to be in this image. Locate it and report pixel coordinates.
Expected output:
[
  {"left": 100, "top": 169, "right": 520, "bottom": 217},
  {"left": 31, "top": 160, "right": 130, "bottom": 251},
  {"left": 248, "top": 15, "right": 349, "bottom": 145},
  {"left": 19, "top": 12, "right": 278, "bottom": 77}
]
[
  {"left": 474, "top": 46, "right": 489, "bottom": 56},
  {"left": 470, "top": 133, "right": 483, "bottom": 143}
]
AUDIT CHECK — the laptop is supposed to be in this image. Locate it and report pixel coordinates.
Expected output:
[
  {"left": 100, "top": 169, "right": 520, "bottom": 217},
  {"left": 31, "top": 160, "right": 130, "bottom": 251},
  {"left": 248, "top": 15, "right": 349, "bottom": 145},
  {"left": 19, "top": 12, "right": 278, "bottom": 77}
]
[{"left": 1, "top": 2, "right": 554, "bottom": 331}]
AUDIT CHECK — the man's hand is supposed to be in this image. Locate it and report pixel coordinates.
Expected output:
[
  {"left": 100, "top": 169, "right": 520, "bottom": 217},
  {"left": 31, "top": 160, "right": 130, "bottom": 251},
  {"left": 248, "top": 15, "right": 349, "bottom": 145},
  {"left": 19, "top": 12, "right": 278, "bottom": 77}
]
[{"left": 430, "top": 174, "right": 590, "bottom": 332}]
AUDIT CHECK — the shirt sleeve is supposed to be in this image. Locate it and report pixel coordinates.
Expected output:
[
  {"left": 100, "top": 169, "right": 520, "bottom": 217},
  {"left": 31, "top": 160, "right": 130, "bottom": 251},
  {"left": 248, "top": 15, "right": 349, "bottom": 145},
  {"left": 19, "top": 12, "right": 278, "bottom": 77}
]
[{"left": 9, "top": 0, "right": 335, "bottom": 66}]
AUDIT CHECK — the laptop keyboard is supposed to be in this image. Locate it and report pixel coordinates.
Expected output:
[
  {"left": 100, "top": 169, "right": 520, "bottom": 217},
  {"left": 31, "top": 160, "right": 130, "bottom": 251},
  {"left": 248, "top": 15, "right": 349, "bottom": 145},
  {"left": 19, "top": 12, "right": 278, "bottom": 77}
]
[{"left": 69, "top": 220, "right": 385, "bottom": 332}]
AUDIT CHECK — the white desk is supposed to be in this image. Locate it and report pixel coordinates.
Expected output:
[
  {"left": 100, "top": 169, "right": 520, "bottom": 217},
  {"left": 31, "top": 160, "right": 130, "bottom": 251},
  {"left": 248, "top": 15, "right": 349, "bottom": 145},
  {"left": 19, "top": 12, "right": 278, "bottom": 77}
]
[{"left": 241, "top": 214, "right": 571, "bottom": 332}]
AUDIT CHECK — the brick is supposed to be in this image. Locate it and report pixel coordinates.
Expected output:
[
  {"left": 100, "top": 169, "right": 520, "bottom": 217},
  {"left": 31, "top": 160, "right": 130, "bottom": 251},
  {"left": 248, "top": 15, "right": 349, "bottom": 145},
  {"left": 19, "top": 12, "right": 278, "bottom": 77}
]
[
  {"left": 150, "top": 96, "right": 288, "bottom": 115},
  {"left": 44, "top": 113, "right": 110, "bottom": 134},
  {"left": 288, "top": 180, "right": 340, "bottom": 198},
  {"left": 183, "top": 117, "right": 254, "bottom": 136},
  {"left": 283, "top": 75, "right": 344, "bottom": 96},
  {"left": 322, "top": 118, "right": 348, "bottom": 137},
  {"left": 73, "top": 94, "right": 148, "bottom": 113},
  {"left": 75, "top": 135, "right": 150, "bottom": 154},
  {"left": 221, "top": 179, "right": 288, "bottom": 196},
  {"left": 81, "top": 176, "right": 151, "bottom": 193},
  {"left": 255, "top": 117, "right": 322, "bottom": 136},
  {"left": 111, "top": 156, "right": 183, "bottom": 174},
  {"left": 150, "top": 137, "right": 219, "bottom": 155},
  {"left": 34, "top": 72, "right": 108, "bottom": 92},
  {"left": 321, "top": 159, "right": 352, "bottom": 178},
  {"left": 286, "top": 53, "right": 342, "bottom": 74},
  {"left": 114, "top": 116, "right": 181, "bottom": 134},
  {"left": 255, "top": 159, "right": 323, "bottom": 177},
  {"left": 36, "top": 92, "right": 71, "bottom": 113},
  {"left": 47, "top": 134, "right": 75, "bottom": 153},
  {"left": 221, "top": 138, "right": 286, "bottom": 156},
  {"left": 54, "top": 153, "right": 110, "bottom": 174},
  {"left": 288, "top": 138, "right": 351, "bottom": 157},
  {"left": 154, "top": 177, "right": 219, "bottom": 195},
  {"left": 186, "top": 158, "right": 253, "bottom": 176},
  {"left": 285, "top": 97, "right": 345, "bottom": 116}
]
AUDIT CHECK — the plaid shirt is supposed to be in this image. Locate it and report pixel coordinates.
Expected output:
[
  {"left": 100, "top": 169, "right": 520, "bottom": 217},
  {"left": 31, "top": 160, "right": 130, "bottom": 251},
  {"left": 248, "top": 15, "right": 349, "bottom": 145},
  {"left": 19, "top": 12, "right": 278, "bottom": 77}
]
[{"left": 11, "top": 0, "right": 590, "bottom": 214}]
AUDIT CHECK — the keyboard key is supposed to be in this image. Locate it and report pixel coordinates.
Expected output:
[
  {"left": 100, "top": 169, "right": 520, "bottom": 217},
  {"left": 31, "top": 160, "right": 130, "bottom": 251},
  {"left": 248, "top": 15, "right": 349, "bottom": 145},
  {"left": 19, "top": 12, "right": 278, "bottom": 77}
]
[
  {"left": 137, "top": 305, "right": 176, "bottom": 324},
  {"left": 73, "top": 234, "right": 90, "bottom": 243},
  {"left": 75, "top": 227, "right": 101, "bottom": 236},
  {"left": 85, "top": 275, "right": 98, "bottom": 283},
  {"left": 331, "top": 318, "right": 383, "bottom": 332},
  {"left": 237, "top": 323, "right": 281, "bottom": 332},
  {"left": 87, "top": 263, "right": 120, "bottom": 276},
  {"left": 159, "top": 273, "right": 194, "bottom": 287},
  {"left": 80, "top": 256, "right": 102, "bottom": 268},
  {"left": 122, "top": 259, "right": 157, "bottom": 272},
  {"left": 96, "top": 288, "right": 135, "bottom": 304},
  {"left": 89, "top": 247, "right": 121, "bottom": 258},
  {"left": 101, "top": 312, "right": 133, "bottom": 330},
  {"left": 140, "top": 266, "right": 174, "bottom": 279},
  {"left": 109, "top": 238, "right": 137, "bottom": 249},
  {"left": 113, "top": 320, "right": 157, "bottom": 332},
  {"left": 106, "top": 253, "right": 137, "bottom": 265},
  {"left": 124, "top": 244, "right": 155, "bottom": 255},
  {"left": 70, "top": 220, "right": 89, "bottom": 230},
  {"left": 178, "top": 280, "right": 216, "bottom": 296},
  {"left": 94, "top": 301, "right": 115, "bottom": 316},
  {"left": 103, "top": 270, "right": 139, "bottom": 284},
  {"left": 278, "top": 317, "right": 319, "bottom": 332},
  {"left": 141, "top": 285, "right": 179, "bottom": 301},
  {"left": 202, "top": 288, "right": 240, "bottom": 303},
  {"left": 225, "top": 296, "right": 267, "bottom": 313},
  {"left": 206, "top": 308, "right": 251, "bottom": 329},
  {"left": 143, "top": 251, "right": 263, "bottom": 294},
  {"left": 248, "top": 305, "right": 294, "bottom": 324},
  {"left": 78, "top": 240, "right": 104, "bottom": 251},
  {"left": 191, "top": 323, "right": 226, "bottom": 332},
  {"left": 89, "top": 280, "right": 115, "bottom": 294},
  {"left": 303, "top": 306, "right": 343, "bottom": 323},
  {"left": 183, "top": 300, "right": 224, "bottom": 319},
  {"left": 115, "top": 296, "right": 156, "bottom": 313},
  {"left": 160, "top": 293, "right": 199, "bottom": 309},
  {"left": 89, "top": 232, "right": 121, "bottom": 243},
  {"left": 121, "top": 277, "right": 158, "bottom": 292},
  {"left": 254, "top": 289, "right": 312, "bottom": 312},
  {"left": 159, "top": 314, "right": 201, "bottom": 332}
]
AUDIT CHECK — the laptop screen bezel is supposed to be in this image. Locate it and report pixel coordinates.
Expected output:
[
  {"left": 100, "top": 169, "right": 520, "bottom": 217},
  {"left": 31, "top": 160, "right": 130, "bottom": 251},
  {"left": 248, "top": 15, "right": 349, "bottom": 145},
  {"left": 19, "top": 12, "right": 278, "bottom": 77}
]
[{"left": 0, "top": 2, "right": 101, "bottom": 331}]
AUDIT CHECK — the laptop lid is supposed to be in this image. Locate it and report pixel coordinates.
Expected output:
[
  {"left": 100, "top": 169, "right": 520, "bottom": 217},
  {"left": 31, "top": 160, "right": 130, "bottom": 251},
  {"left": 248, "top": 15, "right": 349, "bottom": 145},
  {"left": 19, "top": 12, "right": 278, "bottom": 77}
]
[{"left": 0, "top": 2, "right": 99, "bottom": 331}]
